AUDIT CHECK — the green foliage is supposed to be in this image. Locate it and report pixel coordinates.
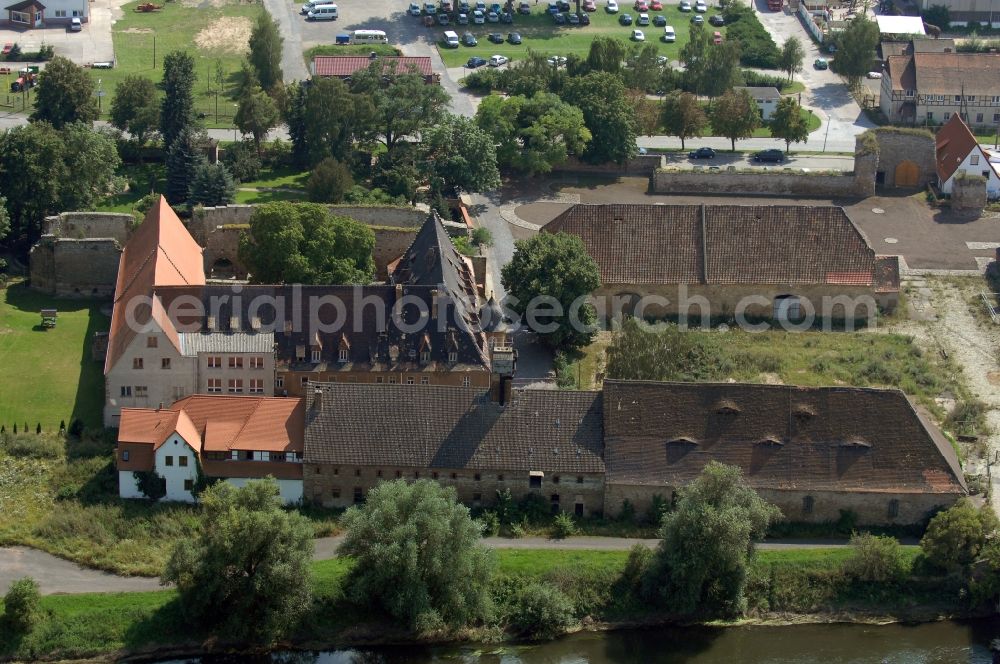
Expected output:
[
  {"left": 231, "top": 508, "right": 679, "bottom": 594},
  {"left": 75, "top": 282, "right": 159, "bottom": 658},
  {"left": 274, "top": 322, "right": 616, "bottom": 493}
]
[
  {"left": 778, "top": 36, "right": 805, "bottom": 80},
  {"left": 2, "top": 577, "right": 41, "bottom": 633},
  {"left": 505, "top": 581, "right": 576, "bottom": 638},
  {"left": 349, "top": 64, "right": 450, "bottom": 154},
  {"left": 284, "top": 78, "right": 373, "bottom": 168},
  {"left": 189, "top": 162, "right": 237, "bottom": 207},
  {"left": 306, "top": 158, "right": 354, "bottom": 203},
  {"left": 471, "top": 227, "right": 493, "bottom": 246},
  {"left": 239, "top": 201, "right": 375, "bottom": 285},
  {"left": 247, "top": 12, "right": 284, "bottom": 91},
  {"left": 620, "top": 543, "right": 653, "bottom": 592},
  {"left": 586, "top": 36, "right": 627, "bottom": 74},
  {"left": 945, "top": 399, "right": 989, "bottom": 437},
  {"left": 479, "top": 510, "right": 501, "bottom": 537},
  {"left": 0, "top": 196, "right": 9, "bottom": 243},
  {"left": 843, "top": 533, "right": 908, "bottom": 583},
  {"left": 920, "top": 498, "right": 999, "bottom": 572},
  {"left": 552, "top": 512, "right": 577, "bottom": 539},
  {"left": 235, "top": 85, "right": 281, "bottom": 154},
  {"left": 720, "top": 4, "right": 781, "bottom": 68},
  {"left": 109, "top": 75, "right": 160, "bottom": 146},
  {"left": 164, "top": 127, "right": 206, "bottom": 206},
  {"left": 710, "top": 88, "right": 761, "bottom": 151},
  {"left": 0, "top": 433, "right": 63, "bottom": 459},
  {"left": 625, "top": 44, "right": 667, "bottom": 95},
  {"left": 159, "top": 50, "right": 198, "bottom": 151},
  {"left": 30, "top": 56, "right": 98, "bottom": 129},
  {"left": 921, "top": 4, "right": 950, "bottom": 29},
  {"left": 830, "top": 16, "right": 880, "bottom": 86},
  {"left": 339, "top": 480, "right": 495, "bottom": 631},
  {"left": 133, "top": 470, "right": 166, "bottom": 501},
  {"left": 162, "top": 479, "right": 314, "bottom": 641},
  {"left": 661, "top": 91, "right": 708, "bottom": 149},
  {"left": 644, "top": 462, "right": 781, "bottom": 616},
  {"left": 561, "top": 71, "right": 637, "bottom": 164},
  {"left": 606, "top": 319, "right": 709, "bottom": 381},
  {"left": 222, "top": 140, "right": 262, "bottom": 182},
  {"left": 500, "top": 232, "right": 602, "bottom": 351},
  {"left": 646, "top": 493, "right": 670, "bottom": 527},
  {"left": 422, "top": 114, "right": 501, "bottom": 193},
  {"left": 769, "top": 97, "right": 811, "bottom": 152}
]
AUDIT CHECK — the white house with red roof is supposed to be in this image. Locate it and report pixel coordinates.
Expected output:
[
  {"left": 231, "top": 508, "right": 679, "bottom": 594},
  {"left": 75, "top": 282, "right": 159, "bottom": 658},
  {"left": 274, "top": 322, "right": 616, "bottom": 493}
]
[{"left": 935, "top": 114, "right": 1000, "bottom": 197}]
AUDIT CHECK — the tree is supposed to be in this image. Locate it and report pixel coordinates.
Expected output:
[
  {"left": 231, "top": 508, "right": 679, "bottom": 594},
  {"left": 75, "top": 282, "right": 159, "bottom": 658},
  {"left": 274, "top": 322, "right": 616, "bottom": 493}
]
[
  {"left": 247, "top": 12, "right": 284, "bottom": 91},
  {"left": 0, "top": 197, "right": 9, "bottom": 243},
  {"left": 160, "top": 50, "right": 197, "bottom": 150},
  {"left": 190, "top": 162, "right": 237, "bottom": 207},
  {"left": 921, "top": 4, "right": 950, "bottom": 30},
  {"left": 701, "top": 40, "right": 742, "bottom": 99},
  {"left": 586, "top": 36, "right": 627, "bottom": 75},
  {"left": 625, "top": 44, "right": 664, "bottom": 95},
  {"left": 222, "top": 139, "right": 262, "bottom": 182},
  {"left": 306, "top": 157, "right": 354, "bottom": 203},
  {"left": 627, "top": 90, "right": 661, "bottom": 137},
  {"left": 59, "top": 124, "right": 123, "bottom": 212},
  {"left": 710, "top": 88, "right": 760, "bottom": 151},
  {"left": 921, "top": 498, "right": 999, "bottom": 572},
  {"left": 350, "top": 65, "right": 449, "bottom": 155},
  {"left": 500, "top": 232, "right": 601, "bottom": 351},
  {"left": 661, "top": 91, "right": 707, "bottom": 150},
  {"left": 30, "top": 56, "right": 98, "bottom": 128},
  {"left": 778, "top": 36, "right": 805, "bottom": 81},
  {"left": 235, "top": 85, "right": 280, "bottom": 156},
  {"left": 769, "top": 96, "right": 810, "bottom": 153},
  {"left": 165, "top": 126, "right": 206, "bottom": 205},
  {"left": 109, "top": 75, "right": 160, "bottom": 147},
  {"left": 830, "top": 15, "right": 880, "bottom": 88},
  {"left": 2, "top": 577, "right": 41, "bottom": 633},
  {"left": 339, "top": 480, "right": 494, "bottom": 631},
  {"left": 162, "top": 479, "right": 313, "bottom": 640},
  {"left": 239, "top": 201, "right": 375, "bottom": 284},
  {"left": 421, "top": 114, "right": 501, "bottom": 194},
  {"left": 643, "top": 462, "right": 781, "bottom": 615},
  {"left": 681, "top": 26, "right": 711, "bottom": 93},
  {"left": 506, "top": 581, "right": 576, "bottom": 638},
  {"left": 475, "top": 92, "right": 591, "bottom": 175},
  {"left": 606, "top": 318, "right": 710, "bottom": 381},
  {"left": 285, "top": 77, "right": 373, "bottom": 168},
  {"left": 562, "top": 72, "right": 637, "bottom": 164}
]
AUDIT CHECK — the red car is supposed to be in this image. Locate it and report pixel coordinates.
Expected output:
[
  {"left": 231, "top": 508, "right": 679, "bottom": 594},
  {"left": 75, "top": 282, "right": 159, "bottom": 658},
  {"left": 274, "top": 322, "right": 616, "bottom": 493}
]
[
  {"left": 633, "top": 0, "right": 648, "bottom": 10},
  {"left": 583, "top": 0, "right": 597, "bottom": 9},
  {"left": 712, "top": 30, "right": 723, "bottom": 44},
  {"left": 649, "top": 0, "right": 662, "bottom": 9}
]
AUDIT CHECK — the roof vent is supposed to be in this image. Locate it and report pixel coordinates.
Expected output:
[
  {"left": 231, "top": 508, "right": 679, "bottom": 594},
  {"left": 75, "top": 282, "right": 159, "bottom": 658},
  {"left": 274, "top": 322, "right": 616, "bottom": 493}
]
[
  {"left": 667, "top": 437, "right": 699, "bottom": 446},
  {"left": 793, "top": 405, "right": 816, "bottom": 419},
  {"left": 714, "top": 400, "right": 741, "bottom": 415},
  {"left": 756, "top": 436, "right": 784, "bottom": 447},
  {"left": 840, "top": 439, "right": 872, "bottom": 449}
]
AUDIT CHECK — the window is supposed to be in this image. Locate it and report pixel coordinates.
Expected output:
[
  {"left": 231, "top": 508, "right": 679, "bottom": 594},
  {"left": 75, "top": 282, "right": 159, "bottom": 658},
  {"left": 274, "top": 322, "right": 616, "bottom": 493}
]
[
  {"left": 228, "top": 379, "right": 243, "bottom": 393},
  {"left": 976, "top": 113, "right": 984, "bottom": 123},
  {"left": 179, "top": 456, "right": 188, "bottom": 467},
  {"left": 208, "top": 378, "right": 222, "bottom": 393},
  {"left": 575, "top": 502, "right": 584, "bottom": 517},
  {"left": 971, "top": 155, "right": 980, "bottom": 166},
  {"left": 944, "top": 112, "right": 952, "bottom": 120},
  {"left": 462, "top": 377, "right": 471, "bottom": 387},
  {"left": 389, "top": 376, "right": 397, "bottom": 384},
  {"left": 54, "top": 9, "right": 66, "bottom": 16},
  {"left": 122, "top": 450, "right": 130, "bottom": 461},
  {"left": 448, "top": 351, "right": 457, "bottom": 363},
  {"left": 553, "top": 475, "right": 560, "bottom": 484},
  {"left": 451, "top": 472, "right": 458, "bottom": 480},
  {"left": 311, "top": 349, "right": 321, "bottom": 363},
  {"left": 353, "top": 487, "right": 364, "bottom": 504},
  {"left": 135, "top": 386, "right": 148, "bottom": 397},
  {"left": 529, "top": 475, "right": 542, "bottom": 489},
  {"left": 968, "top": 95, "right": 976, "bottom": 102},
  {"left": 133, "top": 357, "right": 143, "bottom": 370},
  {"left": 395, "top": 470, "right": 401, "bottom": 478},
  {"left": 332, "top": 488, "right": 341, "bottom": 499},
  {"left": 406, "top": 376, "right": 414, "bottom": 385},
  {"left": 165, "top": 456, "right": 174, "bottom": 466},
  {"left": 420, "top": 350, "right": 430, "bottom": 363},
  {"left": 229, "top": 356, "right": 244, "bottom": 369},
  {"left": 147, "top": 336, "right": 158, "bottom": 348},
  {"left": 550, "top": 494, "right": 560, "bottom": 514},
  {"left": 432, "top": 472, "right": 439, "bottom": 479},
  {"left": 10, "top": 10, "right": 28, "bottom": 23},
  {"left": 208, "top": 356, "right": 221, "bottom": 369},
  {"left": 415, "top": 471, "right": 419, "bottom": 479},
  {"left": 994, "top": 114, "right": 1000, "bottom": 123},
  {"left": 497, "top": 474, "right": 504, "bottom": 482},
  {"left": 376, "top": 376, "right": 384, "bottom": 384},
  {"left": 355, "top": 469, "right": 361, "bottom": 477},
  {"left": 904, "top": 89, "right": 914, "bottom": 98},
  {"left": 474, "top": 473, "right": 481, "bottom": 481},
  {"left": 576, "top": 476, "right": 584, "bottom": 484},
  {"left": 161, "top": 358, "right": 171, "bottom": 370},
  {"left": 802, "top": 495, "right": 814, "bottom": 515},
  {"left": 120, "top": 385, "right": 132, "bottom": 397},
  {"left": 339, "top": 349, "right": 349, "bottom": 362},
  {"left": 184, "top": 479, "right": 193, "bottom": 491},
  {"left": 250, "top": 356, "right": 264, "bottom": 369},
  {"left": 993, "top": 96, "right": 1000, "bottom": 103},
  {"left": 301, "top": 377, "right": 309, "bottom": 387},
  {"left": 420, "top": 376, "right": 429, "bottom": 385},
  {"left": 249, "top": 378, "right": 264, "bottom": 394},
  {"left": 954, "top": 95, "right": 962, "bottom": 102},
  {"left": 926, "top": 112, "right": 933, "bottom": 120},
  {"left": 888, "top": 499, "right": 900, "bottom": 519},
  {"left": 276, "top": 376, "right": 284, "bottom": 389},
  {"left": 296, "top": 346, "right": 305, "bottom": 362}
]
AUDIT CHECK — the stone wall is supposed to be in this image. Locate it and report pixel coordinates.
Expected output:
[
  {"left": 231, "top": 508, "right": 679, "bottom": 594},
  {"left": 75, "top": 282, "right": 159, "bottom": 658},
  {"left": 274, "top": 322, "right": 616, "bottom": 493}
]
[
  {"left": 43, "top": 212, "right": 134, "bottom": 244},
  {"left": 29, "top": 236, "right": 121, "bottom": 297},
  {"left": 551, "top": 154, "right": 664, "bottom": 177},
  {"left": 872, "top": 127, "right": 936, "bottom": 188},
  {"left": 953, "top": 174, "right": 988, "bottom": 213}
]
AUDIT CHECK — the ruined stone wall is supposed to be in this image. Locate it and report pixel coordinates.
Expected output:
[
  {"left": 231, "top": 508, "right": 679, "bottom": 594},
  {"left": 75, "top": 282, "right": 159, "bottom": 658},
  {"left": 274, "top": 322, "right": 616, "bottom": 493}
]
[
  {"left": 29, "top": 236, "right": 121, "bottom": 297},
  {"left": 952, "top": 174, "right": 988, "bottom": 213},
  {"left": 551, "top": 154, "right": 664, "bottom": 176},
  {"left": 43, "top": 212, "right": 134, "bottom": 244},
  {"left": 872, "top": 127, "right": 936, "bottom": 187},
  {"left": 650, "top": 168, "right": 870, "bottom": 198}
]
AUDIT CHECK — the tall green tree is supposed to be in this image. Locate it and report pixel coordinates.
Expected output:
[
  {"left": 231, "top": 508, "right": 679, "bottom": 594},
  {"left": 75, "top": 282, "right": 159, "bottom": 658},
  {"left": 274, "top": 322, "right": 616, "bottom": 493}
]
[
  {"left": 239, "top": 202, "right": 375, "bottom": 284},
  {"left": 30, "top": 56, "right": 98, "bottom": 128},
  {"left": 162, "top": 479, "right": 313, "bottom": 640},
  {"left": 681, "top": 25, "right": 711, "bottom": 92},
  {"left": 160, "top": 50, "right": 197, "bottom": 150},
  {"left": 235, "top": 85, "right": 280, "bottom": 156},
  {"left": 661, "top": 91, "right": 708, "bottom": 149},
  {"left": 625, "top": 43, "right": 664, "bottom": 94},
  {"left": 643, "top": 462, "right": 781, "bottom": 615},
  {"left": 0, "top": 197, "right": 10, "bottom": 244},
  {"left": 562, "top": 71, "right": 637, "bottom": 164},
  {"left": 340, "top": 480, "right": 495, "bottom": 631},
  {"left": 701, "top": 40, "right": 743, "bottom": 99},
  {"left": 59, "top": 124, "right": 123, "bottom": 212},
  {"left": 421, "top": 114, "right": 500, "bottom": 194},
  {"left": 778, "top": 36, "right": 805, "bottom": 81},
  {"left": 306, "top": 157, "right": 354, "bottom": 203},
  {"left": 109, "top": 75, "right": 160, "bottom": 146},
  {"left": 165, "top": 126, "right": 206, "bottom": 205},
  {"left": 284, "top": 77, "right": 373, "bottom": 168},
  {"left": 710, "top": 88, "right": 761, "bottom": 151},
  {"left": 921, "top": 498, "right": 999, "bottom": 572},
  {"left": 349, "top": 65, "right": 449, "bottom": 154},
  {"left": 831, "top": 15, "right": 880, "bottom": 88},
  {"left": 769, "top": 97, "right": 810, "bottom": 153},
  {"left": 190, "top": 162, "right": 237, "bottom": 207},
  {"left": 586, "top": 36, "right": 627, "bottom": 74},
  {"left": 501, "top": 232, "right": 601, "bottom": 350},
  {"left": 247, "top": 12, "right": 284, "bottom": 91}
]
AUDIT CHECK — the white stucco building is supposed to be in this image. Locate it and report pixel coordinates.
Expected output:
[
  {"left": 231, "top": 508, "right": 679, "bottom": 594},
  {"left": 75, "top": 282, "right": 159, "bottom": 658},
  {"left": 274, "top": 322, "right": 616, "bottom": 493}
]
[{"left": 935, "top": 113, "right": 1000, "bottom": 197}]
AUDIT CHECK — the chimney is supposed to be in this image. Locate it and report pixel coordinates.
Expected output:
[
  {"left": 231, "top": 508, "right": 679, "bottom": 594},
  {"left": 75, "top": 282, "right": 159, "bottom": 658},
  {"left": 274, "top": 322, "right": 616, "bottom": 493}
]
[
  {"left": 431, "top": 288, "right": 440, "bottom": 319},
  {"left": 313, "top": 387, "right": 323, "bottom": 412},
  {"left": 157, "top": 402, "right": 163, "bottom": 411},
  {"left": 395, "top": 283, "right": 403, "bottom": 301},
  {"left": 501, "top": 375, "right": 512, "bottom": 406},
  {"left": 995, "top": 247, "right": 1000, "bottom": 264}
]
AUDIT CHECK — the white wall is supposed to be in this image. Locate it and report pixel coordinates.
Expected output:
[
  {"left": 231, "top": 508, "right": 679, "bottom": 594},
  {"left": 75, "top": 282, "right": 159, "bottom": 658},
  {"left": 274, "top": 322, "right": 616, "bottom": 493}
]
[
  {"left": 225, "top": 477, "right": 304, "bottom": 505},
  {"left": 941, "top": 145, "right": 1000, "bottom": 195},
  {"left": 154, "top": 433, "right": 199, "bottom": 502},
  {"left": 118, "top": 470, "right": 145, "bottom": 499}
]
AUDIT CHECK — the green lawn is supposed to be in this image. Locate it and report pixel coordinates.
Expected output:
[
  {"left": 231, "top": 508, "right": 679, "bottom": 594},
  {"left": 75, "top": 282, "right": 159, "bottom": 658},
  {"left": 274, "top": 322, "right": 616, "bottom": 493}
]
[
  {"left": 436, "top": 3, "right": 722, "bottom": 67},
  {"left": 0, "top": 281, "right": 109, "bottom": 431}
]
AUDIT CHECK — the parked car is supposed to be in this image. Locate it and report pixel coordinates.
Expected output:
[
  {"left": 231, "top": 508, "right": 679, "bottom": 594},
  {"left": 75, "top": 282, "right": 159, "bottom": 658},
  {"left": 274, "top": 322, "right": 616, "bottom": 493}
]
[
  {"left": 578, "top": 11, "right": 590, "bottom": 23},
  {"left": 424, "top": 2, "right": 437, "bottom": 13},
  {"left": 547, "top": 55, "right": 568, "bottom": 66},
  {"left": 69, "top": 16, "right": 82, "bottom": 30},
  {"left": 553, "top": 11, "right": 566, "bottom": 22},
  {"left": 501, "top": 11, "right": 513, "bottom": 22},
  {"left": 442, "top": 29, "right": 460, "bottom": 46},
  {"left": 519, "top": 0, "right": 532, "bottom": 12},
  {"left": 813, "top": 57, "right": 828, "bottom": 69},
  {"left": 866, "top": 71, "right": 882, "bottom": 79},
  {"left": 619, "top": 12, "right": 632, "bottom": 23},
  {"left": 457, "top": 12, "right": 469, "bottom": 23},
  {"left": 490, "top": 2, "right": 502, "bottom": 11},
  {"left": 303, "top": 0, "right": 321, "bottom": 13},
  {"left": 486, "top": 11, "right": 499, "bottom": 21},
  {"left": 709, "top": 13, "right": 723, "bottom": 25},
  {"left": 557, "top": 0, "right": 571, "bottom": 9},
  {"left": 488, "top": 31, "right": 504, "bottom": 42},
  {"left": 631, "top": 28, "right": 645, "bottom": 40},
  {"left": 662, "top": 24, "right": 675, "bottom": 41},
  {"left": 548, "top": 0, "right": 560, "bottom": 11},
  {"left": 753, "top": 149, "right": 784, "bottom": 163},
  {"left": 583, "top": 0, "right": 597, "bottom": 9},
  {"left": 459, "top": 1, "right": 470, "bottom": 11},
  {"left": 489, "top": 54, "right": 509, "bottom": 66},
  {"left": 606, "top": 0, "right": 619, "bottom": 12},
  {"left": 653, "top": 14, "right": 666, "bottom": 25},
  {"left": 473, "top": 8, "right": 485, "bottom": 22},
  {"left": 407, "top": 2, "right": 422, "bottom": 14},
  {"left": 475, "top": 0, "right": 486, "bottom": 8},
  {"left": 441, "top": 0, "right": 453, "bottom": 11},
  {"left": 438, "top": 13, "right": 450, "bottom": 24},
  {"left": 462, "top": 31, "right": 478, "bottom": 44},
  {"left": 679, "top": 0, "right": 691, "bottom": 10},
  {"left": 650, "top": 0, "right": 662, "bottom": 8},
  {"left": 467, "top": 55, "right": 488, "bottom": 67},
  {"left": 568, "top": 11, "right": 580, "bottom": 22},
  {"left": 689, "top": 147, "right": 716, "bottom": 159},
  {"left": 634, "top": 0, "right": 648, "bottom": 10},
  {"left": 691, "top": 14, "right": 703, "bottom": 24},
  {"left": 507, "top": 31, "right": 522, "bottom": 43},
  {"left": 694, "top": 0, "right": 706, "bottom": 11},
  {"left": 712, "top": 30, "right": 722, "bottom": 43}
]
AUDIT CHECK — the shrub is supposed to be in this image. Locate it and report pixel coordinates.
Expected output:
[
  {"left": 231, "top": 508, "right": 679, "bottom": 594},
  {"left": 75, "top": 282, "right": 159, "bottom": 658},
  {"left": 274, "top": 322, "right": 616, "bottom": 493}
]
[
  {"left": 645, "top": 493, "right": 670, "bottom": 526},
  {"left": 507, "top": 581, "right": 576, "bottom": 638},
  {"left": 722, "top": 5, "right": 781, "bottom": 68},
  {"left": 133, "top": 470, "right": 166, "bottom": 500},
  {"left": 3, "top": 577, "right": 41, "bottom": 632},
  {"left": 518, "top": 493, "right": 551, "bottom": 525},
  {"left": 189, "top": 162, "right": 237, "bottom": 207},
  {"left": 620, "top": 543, "right": 653, "bottom": 592},
  {"left": 480, "top": 510, "right": 500, "bottom": 537},
  {"left": 222, "top": 139, "right": 262, "bottom": 182},
  {"left": 921, "top": 498, "right": 999, "bottom": 571},
  {"left": 618, "top": 499, "right": 636, "bottom": 523},
  {"left": 306, "top": 157, "right": 354, "bottom": 203},
  {"left": 0, "top": 433, "right": 63, "bottom": 459},
  {"left": 551, "top": 512, "right": 577, "bottom": 539},
  {"left": 510, "top": 521, "right": 527, "bottom": 539},
  {"left": 945, "top": 399, "right": 989, "bottom": 437},
  {"left": 843, "top": 533, "right": 908, "bottom": 583},
  {"left": 471, "top": 226, "right": 493, "bottom": 246}
]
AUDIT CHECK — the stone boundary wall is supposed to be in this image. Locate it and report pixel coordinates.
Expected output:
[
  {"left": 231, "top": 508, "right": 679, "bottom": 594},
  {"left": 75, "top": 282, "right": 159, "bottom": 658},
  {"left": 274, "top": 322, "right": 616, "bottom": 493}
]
[
  {"left": 551, "top": 154, "right": 664, "bottom": 177},
  {"left": 650, "top": 168, "right": 869, "bottom": 197},
  {"left": 872, "top": 128, "right": 936, "bottom": 188},
  {"left": 43, "top": 212, "right": 134, "bottom": 244},
  {"left": 29, "top": 236, "right": 121, "bottom": 297}
]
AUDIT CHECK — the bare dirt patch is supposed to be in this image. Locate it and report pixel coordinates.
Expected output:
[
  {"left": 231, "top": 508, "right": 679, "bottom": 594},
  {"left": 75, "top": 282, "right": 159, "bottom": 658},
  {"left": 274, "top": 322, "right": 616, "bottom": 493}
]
[
  {"left": 193, "top": 16, "right": 251, "bottom": 54},
  {"left": 120, "top": 27, "right": 153, "bottom": 34}
]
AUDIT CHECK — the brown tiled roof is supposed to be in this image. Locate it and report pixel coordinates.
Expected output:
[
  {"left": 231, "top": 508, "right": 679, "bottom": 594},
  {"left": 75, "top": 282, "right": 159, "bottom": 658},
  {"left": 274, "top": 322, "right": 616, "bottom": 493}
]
[
  {"left": 544, "top": 204, "right": 883, "bottom": 287},
  {"left": 118, "top": 408, "right": 180, "bottom": 448},
  {"left": 304, "top": 383, "right": 605, "bottom": 473},
  {"left": 313, "top": 56, "right": 433, "bottom": 78},
  {"left": 603, "top": 381, "right": 967, "bottom": 495},
  {"left": 874, "top": 256, "right": 901, "bottom": 293},
  {"left": 886, "top": 54, "right": 916, "bottom": 92},
  {"left": 936, "top": 113, "right": 982, "bottom": 183},
  {"left": 913, "top": 51, "right": 1000, "bottom": 96},
  {"left": 105, "top": 197, "right": 205, "bottom": 374}
]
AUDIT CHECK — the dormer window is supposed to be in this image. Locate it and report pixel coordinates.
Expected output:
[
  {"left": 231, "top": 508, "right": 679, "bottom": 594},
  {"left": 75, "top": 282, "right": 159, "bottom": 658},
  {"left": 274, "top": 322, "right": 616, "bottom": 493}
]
[
  {"left": 840, "top": 439, "right": 871, "bottom": 449},
  {"left": 448, "top": 351, "right": 458, "bottom": 363},
  {"left": 311, "top": 349, "right": 321, "bottom": 363},
  {"left": 420, "top": 350, "right": 430, "bottom": 363},
  {"left": 793, "top": 405, "right": 815, "bottom": 420},
  {"left": 667, "top": 437, "right": 698, "bottom": 446},
  {"left": 339, "top": 349, "right": 349, "bottom": 363},
  {"left": 296, "top": 345, "right": 306, "bottom": 362},
  {"left": 714, "top": 400, "right": 740, "bottom": 415},
  {"left": 756, "top": 436, "right": 784, "bottom": 447}
]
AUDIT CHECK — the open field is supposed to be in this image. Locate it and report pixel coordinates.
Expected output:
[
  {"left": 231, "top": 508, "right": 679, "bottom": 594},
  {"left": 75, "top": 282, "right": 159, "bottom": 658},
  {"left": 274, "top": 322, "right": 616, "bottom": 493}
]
[
  {"left": 435, "top": 2, "right": 725, "bottom": 67},
  {"left": 0, "top": 282, "right": 109, "bottom": 432}
]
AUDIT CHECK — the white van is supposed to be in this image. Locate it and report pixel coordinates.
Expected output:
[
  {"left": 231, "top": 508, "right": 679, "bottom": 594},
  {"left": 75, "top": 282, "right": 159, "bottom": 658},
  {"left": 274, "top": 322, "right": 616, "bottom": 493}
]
[
  {"left": 443, "top": 30, "right": 460, "bottom": 47},
  {"left": 307, "top": 4, "right": 338, "bottom": 20},
  {"left": 662, "top": 25, "right": 676, "bottom": 42},
  {"left": 301, "top": 0, "right": 318, "bottom": 13},
  {"left": 353, "top": 29, "right": 388, "bottom": 44}
]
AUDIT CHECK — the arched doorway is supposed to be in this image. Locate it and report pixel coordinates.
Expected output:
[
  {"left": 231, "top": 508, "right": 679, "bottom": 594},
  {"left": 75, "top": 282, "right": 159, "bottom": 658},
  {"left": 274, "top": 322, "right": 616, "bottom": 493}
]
[
  {"left": 210, "top": 258, "right": 235, "bottom": 279},
  {"left": 894, "top": 160, "right": 919, "bottom": 187}
]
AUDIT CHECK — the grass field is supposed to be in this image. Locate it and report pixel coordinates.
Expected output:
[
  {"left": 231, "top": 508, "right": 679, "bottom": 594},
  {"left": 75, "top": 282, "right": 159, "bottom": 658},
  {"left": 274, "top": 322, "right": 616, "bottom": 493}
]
[
  {"left": 0, "top": 282, "right": 109, "bottom": 432},
  {"left": 434, "top": 2, "right": 724, "bottom": 67}
]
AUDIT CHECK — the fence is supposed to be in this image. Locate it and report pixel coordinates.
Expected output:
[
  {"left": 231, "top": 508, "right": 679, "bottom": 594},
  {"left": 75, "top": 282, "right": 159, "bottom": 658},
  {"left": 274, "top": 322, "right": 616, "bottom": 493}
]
[{"left": 981, "top": 292, "right": 1000, "bottom": 323}]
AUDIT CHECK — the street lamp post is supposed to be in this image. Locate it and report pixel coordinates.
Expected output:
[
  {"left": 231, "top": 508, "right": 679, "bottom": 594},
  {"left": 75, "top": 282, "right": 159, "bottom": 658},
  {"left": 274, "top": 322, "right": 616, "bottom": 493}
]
[{"left": 233, "top": 103, "right": 238, "bottom": 142}]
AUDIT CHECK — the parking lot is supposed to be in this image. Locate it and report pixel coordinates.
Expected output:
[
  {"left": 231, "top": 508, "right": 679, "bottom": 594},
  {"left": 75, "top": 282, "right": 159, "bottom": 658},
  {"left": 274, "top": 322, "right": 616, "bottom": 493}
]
[{"left": 0, "top": 0, "right": 120, "bottom": 65}]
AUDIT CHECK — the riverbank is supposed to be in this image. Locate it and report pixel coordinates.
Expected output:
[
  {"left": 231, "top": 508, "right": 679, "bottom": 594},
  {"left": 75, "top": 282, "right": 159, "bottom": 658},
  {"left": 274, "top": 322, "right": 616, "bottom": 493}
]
[{"left": 0, "top": 548, "right": 974, "bottom": 663}]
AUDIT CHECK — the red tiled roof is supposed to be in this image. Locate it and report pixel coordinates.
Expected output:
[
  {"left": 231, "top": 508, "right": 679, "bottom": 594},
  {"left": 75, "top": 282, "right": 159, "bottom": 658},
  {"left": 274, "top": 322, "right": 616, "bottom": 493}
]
[
  {"left": 312, "top": 55, "right": 433, "bottom": 78},
  {"left": 936, "top": 113, "right": 981, "bottom": 183},
  {"left": 118, "top": 408, "right": 180, "bottom": 448}
]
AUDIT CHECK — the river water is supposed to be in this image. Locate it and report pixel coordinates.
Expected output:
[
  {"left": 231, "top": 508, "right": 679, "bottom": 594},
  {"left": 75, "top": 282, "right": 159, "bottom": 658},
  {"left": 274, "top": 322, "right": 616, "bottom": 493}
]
[{"left": 163, "top": 619, "right": 1000, "bottom": 663}]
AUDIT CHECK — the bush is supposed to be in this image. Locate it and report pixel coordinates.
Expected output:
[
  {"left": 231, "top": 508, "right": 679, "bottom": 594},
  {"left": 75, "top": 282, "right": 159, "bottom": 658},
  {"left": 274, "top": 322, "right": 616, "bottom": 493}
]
[
  {"left": 551, "top": 512, "right": 577, "bottom": 539},
  {"left": 518, "top": 493, "right": 552, "bottom": 525},
  {"left": 189, "top": 162, "right": 237, "bottom": 207},
  {"left": 645, "top": 493, "right": 670, "bottom": 526},
  {"left": 480, "top": 510, "right": 500, "bottom": 537},
  {"left": 510, "top": 521, "right": 527, "bottom": 539},
  {"left": 506, "top": 581, "right": 576, "bottom": 638},
  {"left": 306, "top": 157, "right": 354, "bottom": 203},
  {"left": 921, "top": 498, "right": 998, "bottom": 571},
  {"left": 620, "top": 543, "right": 653, "bottom": 592},
  {"left": 843, "top": 533, "right": 908, "bottom": 583},
  {"left": 0, "top": 433, "right": 63, "bottom": 459},
  {"left": 945, "top": 399, "right": 989, "bottom": 437},
  {"left": 3, "top": 577, "right": 41, "bottom": 632},
  {"left": 222, "top": 139, "right": 262, "bottom": 182},
  {"left": 471, "top": 226, "right": 493, "bottom": 246},
  {"left": 721, "top": 5, "right": 781, "bottom": 68},
  {"left": 741, "top": 69, "right": 790, "bottom": 92}
]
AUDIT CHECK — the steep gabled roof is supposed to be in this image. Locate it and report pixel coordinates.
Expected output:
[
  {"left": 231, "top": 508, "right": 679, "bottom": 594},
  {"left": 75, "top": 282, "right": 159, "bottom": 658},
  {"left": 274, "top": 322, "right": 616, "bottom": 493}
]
[
  {"left": 312, "top": 55, "right": 434, "bottom": 78},
  {"left": 936, "top": 113, "right": 982, "bottom": 183}
]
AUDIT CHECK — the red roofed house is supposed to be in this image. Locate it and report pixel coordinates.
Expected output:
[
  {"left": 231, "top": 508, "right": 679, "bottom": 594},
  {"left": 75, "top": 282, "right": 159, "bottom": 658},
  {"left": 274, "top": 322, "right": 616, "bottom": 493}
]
[
  {"left": 311, "top": 54, "right": 439, "bottom": 84},
  {"left": 544, "top": 204, "right": 900, "bottom": 322},
  {"left": 935, "top": 114, "right": 1000, "bottom": 198},
  {"left": 117, "top": 396, "right": 305, "bottom": 503}
]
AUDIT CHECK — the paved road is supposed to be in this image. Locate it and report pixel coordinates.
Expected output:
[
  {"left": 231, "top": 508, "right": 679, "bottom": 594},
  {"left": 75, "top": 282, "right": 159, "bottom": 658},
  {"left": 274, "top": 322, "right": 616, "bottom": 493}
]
[{"left": 263, "top": 0, "right": 311, "bottom": 82}]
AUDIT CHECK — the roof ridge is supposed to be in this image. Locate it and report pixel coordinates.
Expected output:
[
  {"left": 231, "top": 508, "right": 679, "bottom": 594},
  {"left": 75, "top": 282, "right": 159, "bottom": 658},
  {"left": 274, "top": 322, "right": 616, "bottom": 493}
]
[
  {"left": 229, "top": 397, "right": 265, "bottom": 448},
  {"left": 114, "top": 247, "right": 156, "bottom": 303}
]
